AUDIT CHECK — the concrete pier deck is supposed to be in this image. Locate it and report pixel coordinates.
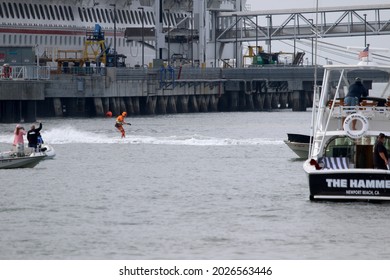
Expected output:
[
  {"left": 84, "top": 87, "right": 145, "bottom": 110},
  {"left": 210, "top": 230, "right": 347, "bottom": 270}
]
[{"left": 0, "top": 66, "right": 322, "bottom": 122}]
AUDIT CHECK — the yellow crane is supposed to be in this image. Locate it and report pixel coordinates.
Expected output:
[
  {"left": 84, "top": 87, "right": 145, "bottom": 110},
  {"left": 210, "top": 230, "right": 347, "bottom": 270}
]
[
  {"left": 55, "top": 24, "right": 108, "bottom": 73},
  {"left": 83, "top": 24, "right": 108, "bottom": 66}
]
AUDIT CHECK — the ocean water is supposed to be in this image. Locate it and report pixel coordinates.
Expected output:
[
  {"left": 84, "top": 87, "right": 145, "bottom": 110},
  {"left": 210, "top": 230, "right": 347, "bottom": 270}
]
[{"left": 1, "top": 111, "right": 390, "bottom": 260}]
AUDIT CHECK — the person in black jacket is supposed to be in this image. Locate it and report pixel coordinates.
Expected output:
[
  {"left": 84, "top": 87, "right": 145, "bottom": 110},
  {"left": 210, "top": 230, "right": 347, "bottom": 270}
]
[
  {"left": 343, "top": 77, "right": 369, "bottom": 130},
  {"left": 27, "top": 122, "right": 43, "bottom": 152},
  {"left": 373, "top": 133, "right": 389, "bottom": 170},
  {"left": 345, "top": 77, "right": 368, "bottom": 105}
]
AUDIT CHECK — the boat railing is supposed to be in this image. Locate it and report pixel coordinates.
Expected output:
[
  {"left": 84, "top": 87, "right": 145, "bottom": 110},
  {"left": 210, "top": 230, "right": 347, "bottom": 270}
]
[{"left": 327, "top": 99, "right": 390, "bottom": 119}]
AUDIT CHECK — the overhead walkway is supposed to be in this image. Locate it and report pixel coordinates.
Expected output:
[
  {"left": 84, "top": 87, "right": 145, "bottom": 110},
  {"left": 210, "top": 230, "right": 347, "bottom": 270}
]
[{"left": 217, "top": 4, "right": 390, "bottom": 43}]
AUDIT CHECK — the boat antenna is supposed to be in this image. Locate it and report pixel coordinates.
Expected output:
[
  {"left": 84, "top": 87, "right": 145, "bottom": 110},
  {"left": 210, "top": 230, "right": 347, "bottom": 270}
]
[
  {"left": 309, "top": 0, "right": 320, "bottom": 158},
  {"left": 314, "top": 0, "right": 319, "bottom": 88}
]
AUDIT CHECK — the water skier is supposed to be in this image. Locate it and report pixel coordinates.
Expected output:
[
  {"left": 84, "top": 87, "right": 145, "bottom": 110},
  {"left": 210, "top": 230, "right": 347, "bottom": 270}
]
[{"left": 115, "top": 112, "right": 130, "bottom": 138}]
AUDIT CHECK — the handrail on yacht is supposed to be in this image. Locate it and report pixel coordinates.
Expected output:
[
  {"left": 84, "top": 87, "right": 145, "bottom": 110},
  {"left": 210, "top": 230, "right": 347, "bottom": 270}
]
[{"left": 331, "top": 105, "right": 381, "bottom": 119}]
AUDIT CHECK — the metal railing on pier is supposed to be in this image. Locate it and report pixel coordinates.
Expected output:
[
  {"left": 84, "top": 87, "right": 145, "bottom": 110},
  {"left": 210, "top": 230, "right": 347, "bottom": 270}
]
[{"left": 0, "top": 66, "right": 50, "bottom": 80}]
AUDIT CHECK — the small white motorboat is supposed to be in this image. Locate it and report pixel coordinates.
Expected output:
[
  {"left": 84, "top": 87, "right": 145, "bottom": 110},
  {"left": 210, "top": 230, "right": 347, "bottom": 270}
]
[
  {"left": 0, "top": 151, "right": 46, "bottom": 169},
  {"left": 0, "top": 143, "right": 55, "bottom": 169},
  {"left": 284, "top": 133, "right": 310, "bottom": 159}
]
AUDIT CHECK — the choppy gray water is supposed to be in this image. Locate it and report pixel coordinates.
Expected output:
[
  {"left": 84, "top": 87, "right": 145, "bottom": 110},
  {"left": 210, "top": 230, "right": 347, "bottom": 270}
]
[{"left": 1, "top": 111, "right": 390, "bottom": 260}]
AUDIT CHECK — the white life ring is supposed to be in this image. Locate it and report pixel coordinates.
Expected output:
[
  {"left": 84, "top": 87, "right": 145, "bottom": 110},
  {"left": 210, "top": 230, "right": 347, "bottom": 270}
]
[{"left": 343, "top": 113, "right": 369, "bottom": 139}]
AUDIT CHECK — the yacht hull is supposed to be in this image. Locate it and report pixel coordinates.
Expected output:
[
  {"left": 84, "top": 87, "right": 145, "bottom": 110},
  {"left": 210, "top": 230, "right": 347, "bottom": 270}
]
[{"left": 307, "top": 169, "right": 390, "bottom": 201}]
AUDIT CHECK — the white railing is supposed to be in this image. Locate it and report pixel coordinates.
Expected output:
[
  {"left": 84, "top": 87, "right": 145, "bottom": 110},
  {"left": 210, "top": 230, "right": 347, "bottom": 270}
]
[
  {"left": 0, "top": 66, "right": 50, "bottom": 80},
  {"left": 329, "top": 104, "right": 390, "bottom": 119}
]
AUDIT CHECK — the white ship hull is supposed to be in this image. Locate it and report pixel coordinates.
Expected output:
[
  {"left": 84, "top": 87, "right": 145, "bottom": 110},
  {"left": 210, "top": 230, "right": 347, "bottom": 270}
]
[
  {"left": 0, "top": 0, "right": 242, "bottom": 68},
  {"left": 0, "top": 0, "right": 182, "bottom": 67}
]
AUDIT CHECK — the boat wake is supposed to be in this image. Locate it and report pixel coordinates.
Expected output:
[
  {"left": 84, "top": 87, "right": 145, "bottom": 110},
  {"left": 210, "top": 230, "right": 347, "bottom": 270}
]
[{"left": 0, "top": 126, "right": 284, "bottom": 146}]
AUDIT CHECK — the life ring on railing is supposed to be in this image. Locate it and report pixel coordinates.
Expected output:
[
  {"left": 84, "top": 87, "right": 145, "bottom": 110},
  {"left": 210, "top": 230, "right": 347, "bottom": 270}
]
[{"left": 343, "top": 113, "right": 369, "bottom": 139}]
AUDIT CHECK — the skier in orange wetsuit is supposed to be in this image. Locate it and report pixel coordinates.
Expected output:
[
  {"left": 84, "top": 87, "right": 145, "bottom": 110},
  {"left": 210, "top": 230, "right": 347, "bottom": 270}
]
[{"left": 115, "top": 112, "right": 130, "bottom": 138}]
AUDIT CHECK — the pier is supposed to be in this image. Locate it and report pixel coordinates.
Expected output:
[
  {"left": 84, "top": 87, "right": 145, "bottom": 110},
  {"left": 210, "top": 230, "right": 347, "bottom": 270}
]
[
  {"left": 0, "top": 65, "right": 321, "bottom": 122},
  {"left": 2, "top": 2, "right": 390, "bottom": 123}
]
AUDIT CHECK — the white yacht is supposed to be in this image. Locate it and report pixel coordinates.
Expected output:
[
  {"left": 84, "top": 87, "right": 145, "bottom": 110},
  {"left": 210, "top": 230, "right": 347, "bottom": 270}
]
[{"left": 303, "top": 52, "right": 390, "bottom": 201}]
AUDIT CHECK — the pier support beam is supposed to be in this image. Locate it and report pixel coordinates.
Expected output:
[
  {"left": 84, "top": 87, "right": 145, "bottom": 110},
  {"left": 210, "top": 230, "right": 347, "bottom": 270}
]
[
  {"left": 177, "top": 96, "right": 189, "bottom": 113},
  {"left": 109, "top": 98, "right": 120, "bottom": 116},
  {"left": 204, "top": 96, "right": 210, "bottom": 112},
  {"left": 238, "top": 92, "right": 247, "bottom": 110},
  {"left": 229, "top": 91, "right": 239, "bottom": 111},
  {"left": 189, "top": 95, "right": 199, "bottom": 112},
  {"left": 246, "top": 94, "right": 254, "bottom": 111},
  {"left": 24, "top": 101, "right": 37, "bottom": 122},
  {"left": 198, "top": 96, "right": 208, "bottom": 112},
  {"left": 102, "top": 98, "right": 110, "bottom": 113},
  {"left": 263, "top": 93, "right": 272, "bottom": 110},
  {"left": 93, "top": 98, "right": 104, "bottom": 117},
  {"left": 209, "top": 95, "right": 218, "bottom": 112},
  {"left": 287, "top": 92, "right": 293, "bottom": 109},
  {"left": 292, "top": 90, "right": 307, "bottom": 111},
  {"left": 167, "top": 96, "right": 177, "bottom": 114},
  {"left": 146, "top": 96, "right": 157, "bottom": 114},
  {"left": 124, "top": 97, "right": 134, "bottom": 115},
  {"left": 157, "top": 96, "right": 167, "bottom": 114},
  {"left": 53, "top": 98, "right": 63, "bottom": 117},
  {"left": 306, "top": 91, "right": 313, "bottom": 107},
  {"left": 119, "top": 98, "right": 127, "bottom": 113},
  {"left": 132, "top": 97, "right": 140, "bottom": 115},
  {"left": 253, "top": 92, "right": 264, "bottom": 111},
  {"left": 218, "top": 94, "right": 229, "bottom": 111},
  {"left": 279, "top": 92, "right": 288, "bottom": 109},
  {"left": 271, "top": 92, "right": 279, "bottom": 109}
]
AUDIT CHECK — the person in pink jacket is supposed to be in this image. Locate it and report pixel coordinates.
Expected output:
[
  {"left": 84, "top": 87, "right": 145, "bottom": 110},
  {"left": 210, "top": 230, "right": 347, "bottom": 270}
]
[{"left": 13, "top": 124, "right": 26, "bottom": 154}]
